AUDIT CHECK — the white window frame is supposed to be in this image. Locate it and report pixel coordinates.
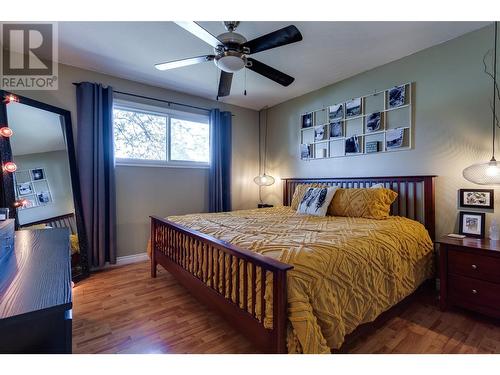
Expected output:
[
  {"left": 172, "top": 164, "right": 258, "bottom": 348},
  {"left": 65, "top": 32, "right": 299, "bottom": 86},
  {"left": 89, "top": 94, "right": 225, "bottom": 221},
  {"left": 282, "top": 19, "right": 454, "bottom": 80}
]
[{"left": 113, "top": 99, "right": 210, "bottom": 169}]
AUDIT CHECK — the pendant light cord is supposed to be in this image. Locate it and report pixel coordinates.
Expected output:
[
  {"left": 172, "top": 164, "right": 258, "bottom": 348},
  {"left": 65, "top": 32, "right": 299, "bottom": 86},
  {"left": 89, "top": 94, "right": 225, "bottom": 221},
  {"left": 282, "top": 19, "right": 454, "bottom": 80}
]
[
  {"left": 258, "top": 110, "right": 262, "bottom": 204},
  {"left": 493, "top": 21, "right": 498, "bottom": 160},
  {"left": 258, "top": 110, "right": 262, "bottom": 176},
  {"left": 264, "top": 107, "right": 268, "bottom": 175}
]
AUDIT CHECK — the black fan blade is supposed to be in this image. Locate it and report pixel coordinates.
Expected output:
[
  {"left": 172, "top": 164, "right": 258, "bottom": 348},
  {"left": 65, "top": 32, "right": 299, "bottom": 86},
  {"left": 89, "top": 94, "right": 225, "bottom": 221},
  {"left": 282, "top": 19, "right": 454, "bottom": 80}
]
[
  {"left": 175, "top": 21, "right": 223, "bottom": 48},
  {"left": 218, "top": 71, "right": 233, "bottom": 97},
  {"left": 242, "top": 25, "right": 302, "bottom": 55},
  {"left": 155, "top": 55, "right": 215, "bottom": 71},
  {"left": 246, "top": 58, "right": 294, "bottom": 86}
]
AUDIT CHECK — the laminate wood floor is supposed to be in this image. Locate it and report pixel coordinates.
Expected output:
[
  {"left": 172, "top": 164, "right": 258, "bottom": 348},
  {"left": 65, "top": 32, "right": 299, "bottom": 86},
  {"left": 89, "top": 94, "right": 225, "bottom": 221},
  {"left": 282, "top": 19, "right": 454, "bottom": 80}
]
[{"left": 73, "top": 261, "right": 500, "bottom": 354}]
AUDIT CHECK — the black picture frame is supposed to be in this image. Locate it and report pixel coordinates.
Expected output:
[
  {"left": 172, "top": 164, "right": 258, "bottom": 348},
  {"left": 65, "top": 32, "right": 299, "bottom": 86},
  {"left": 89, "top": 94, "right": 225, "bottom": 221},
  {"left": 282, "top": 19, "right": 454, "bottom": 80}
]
[
  {"left": 0, "top": 90, "right": 90, "bottom": 281},
  {"left": 459, "top": 211, "right": 486, "bottom": 238},
  {"left": 459, "top": 188, "right": 494, "bottom": 209},
  {"left": 31, "top": 168, "right": 45, "bottom": 181}
]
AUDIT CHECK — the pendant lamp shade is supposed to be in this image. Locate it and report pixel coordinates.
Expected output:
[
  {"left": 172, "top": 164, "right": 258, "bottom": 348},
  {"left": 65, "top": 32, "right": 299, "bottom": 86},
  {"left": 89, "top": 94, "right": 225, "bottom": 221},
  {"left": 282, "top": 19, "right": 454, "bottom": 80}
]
[
  {"left": 463, "top": 158, "right": 500, "bottom": 185},
  {"left": 253, "top": 173, "right": 275, "bottom": 186},
  {"left": 463, "top": 22, "right": 500, "bottom": 185}
]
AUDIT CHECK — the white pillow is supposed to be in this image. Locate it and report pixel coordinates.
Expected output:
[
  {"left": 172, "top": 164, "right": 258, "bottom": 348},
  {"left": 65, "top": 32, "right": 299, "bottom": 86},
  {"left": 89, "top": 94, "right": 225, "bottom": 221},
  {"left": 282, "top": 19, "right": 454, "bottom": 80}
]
[
  {"left": 297, "top": 187, "right": 338, "bottom": 216},
  {"left": 370, "top": 183, "right": 385, "bottom": 189}
]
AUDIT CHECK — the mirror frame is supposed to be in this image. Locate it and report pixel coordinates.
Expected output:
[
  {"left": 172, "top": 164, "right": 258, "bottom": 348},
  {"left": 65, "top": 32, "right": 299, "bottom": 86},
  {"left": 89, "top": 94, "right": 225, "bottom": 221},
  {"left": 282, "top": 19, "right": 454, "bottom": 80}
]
[{"left": 0, "top": 90, "right": 89, "bottom": 281}]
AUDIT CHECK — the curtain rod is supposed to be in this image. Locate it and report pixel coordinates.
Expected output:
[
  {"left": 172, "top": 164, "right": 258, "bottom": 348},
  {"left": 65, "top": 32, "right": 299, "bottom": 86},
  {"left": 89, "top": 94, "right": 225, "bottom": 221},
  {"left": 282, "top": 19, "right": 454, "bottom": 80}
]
[{"left": 72, "top": 82, "right": 211, "bottom": 112}]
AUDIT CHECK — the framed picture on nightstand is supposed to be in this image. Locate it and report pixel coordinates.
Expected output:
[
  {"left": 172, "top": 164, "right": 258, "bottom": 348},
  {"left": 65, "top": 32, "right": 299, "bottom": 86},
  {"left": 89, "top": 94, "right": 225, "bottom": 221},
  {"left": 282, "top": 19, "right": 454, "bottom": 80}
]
[
  {"left": 459, "top": 189, "right": 494, "bottom": 209},
  {"left": 459, "top": 211, "right": 485, "bottom": 238}
]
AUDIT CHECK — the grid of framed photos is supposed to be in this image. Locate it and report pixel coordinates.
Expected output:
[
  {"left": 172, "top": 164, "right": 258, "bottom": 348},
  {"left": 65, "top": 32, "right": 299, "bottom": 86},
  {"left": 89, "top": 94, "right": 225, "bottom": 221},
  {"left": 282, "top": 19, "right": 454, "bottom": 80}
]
[
  {"left": 300, "top": 82, "right": 412, "bottom": 160},
  {"left": 14, "top": 168, "right": 53, "bottom": 210}
]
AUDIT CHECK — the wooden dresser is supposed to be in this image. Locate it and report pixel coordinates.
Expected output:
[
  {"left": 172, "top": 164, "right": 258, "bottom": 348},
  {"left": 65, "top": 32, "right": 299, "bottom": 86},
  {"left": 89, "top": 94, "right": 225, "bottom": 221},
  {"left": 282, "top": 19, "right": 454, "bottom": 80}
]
[
  {"left": 438, "top": 236, "right": 500, "bottom": 318},
  {"left": 0, "top": 228, "right": 72, "bottom": 353}
]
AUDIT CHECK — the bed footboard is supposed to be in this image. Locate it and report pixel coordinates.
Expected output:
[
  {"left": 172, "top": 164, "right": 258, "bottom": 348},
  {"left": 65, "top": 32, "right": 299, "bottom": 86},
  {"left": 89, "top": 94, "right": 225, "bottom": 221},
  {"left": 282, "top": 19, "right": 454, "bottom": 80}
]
[{"left": 150, "top": 216, "right": 293, "bottom": 353}]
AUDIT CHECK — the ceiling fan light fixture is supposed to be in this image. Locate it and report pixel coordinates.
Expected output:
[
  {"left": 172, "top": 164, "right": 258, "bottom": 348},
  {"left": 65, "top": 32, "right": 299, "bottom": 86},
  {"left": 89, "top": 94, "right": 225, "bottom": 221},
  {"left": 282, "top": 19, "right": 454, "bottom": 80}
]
[
  {"left": 215, "top": 54, "right": 246, "bottom": 73},
  {"left": 161, "top": 21, "right": 303, "bottom": 97}
]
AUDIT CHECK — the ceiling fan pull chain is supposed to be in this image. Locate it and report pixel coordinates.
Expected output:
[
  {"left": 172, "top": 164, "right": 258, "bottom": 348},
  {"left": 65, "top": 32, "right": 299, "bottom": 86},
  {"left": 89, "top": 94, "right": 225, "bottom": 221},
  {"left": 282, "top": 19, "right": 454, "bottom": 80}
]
[
  {"left": 244, "top": 68, "right": 247, "bottom": 96},
  {"left": 216, "top": 67, "right": 220, "bottom": 101}
]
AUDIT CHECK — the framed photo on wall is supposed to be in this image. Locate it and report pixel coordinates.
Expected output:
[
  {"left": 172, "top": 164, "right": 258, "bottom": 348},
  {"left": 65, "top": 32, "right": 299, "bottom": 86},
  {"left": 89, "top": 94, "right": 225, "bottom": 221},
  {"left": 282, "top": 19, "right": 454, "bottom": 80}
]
[
  {"left": 388, "top": 85, "right": 406, "bottom": 108},
  {"left": 31, "top": 168, "right": 45, "bottom": 180},
  {"left": 300, "top": 144, "right": 311, "bottom": 159},
  {"left": 328, "top": 104, "right": 344, "bottom": 121},
  {"left": 301, "top": 113, "right": 313, "bottom": 128},
  {"left": 329, "top": 120, "right": 343, "bottom": 138},
  {"left": 314, "top": 125, "right": 326, "bottom": 141},
  {"left": 459, "top": 211, "right": 486, "bottom": 238},
  {"left": 459, "top": 189, "right": 494, "bottom": 209},
  {"left": 17, "top": 182, "right": 33, "bottom": 196},
  {"left": 345, "top": 98, "right": 362, "bottom": 118},
  {"left": 366, "top": 112, "right": 382, "bottom": 132}
]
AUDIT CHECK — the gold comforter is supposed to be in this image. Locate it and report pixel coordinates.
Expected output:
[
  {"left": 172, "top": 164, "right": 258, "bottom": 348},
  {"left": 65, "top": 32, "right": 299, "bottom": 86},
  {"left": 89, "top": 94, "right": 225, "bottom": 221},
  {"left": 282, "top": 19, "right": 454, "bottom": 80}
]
[{"left": 157, "top": 206, "right": 434, "bottom": 353}]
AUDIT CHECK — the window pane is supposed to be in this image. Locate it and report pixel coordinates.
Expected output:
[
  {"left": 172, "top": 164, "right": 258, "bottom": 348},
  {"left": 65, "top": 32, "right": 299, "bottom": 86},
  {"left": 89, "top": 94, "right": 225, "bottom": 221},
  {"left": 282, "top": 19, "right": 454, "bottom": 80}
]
[
  {"left": 113, "top": 108, "right": 167, "bottom": 160},
  {"left": 170, "top": 118, "right": 209, "bottom": 163}
]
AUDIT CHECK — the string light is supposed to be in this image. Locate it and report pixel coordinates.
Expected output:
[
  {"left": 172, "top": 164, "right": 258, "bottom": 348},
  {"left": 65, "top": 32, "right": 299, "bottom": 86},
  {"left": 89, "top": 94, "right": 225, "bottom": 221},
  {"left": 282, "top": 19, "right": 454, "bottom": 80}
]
[
  {"left": 13, "top": 198, "right": 28, "bottom": 208},
  {"left": 0, "top": 127, "right": 13, "bottom": 137},
  {"left": 3, "top": 162, "right": 17, "bottom": 173},
  {"left": 3, "top": 94, "right": 19, "bottom": 104}
]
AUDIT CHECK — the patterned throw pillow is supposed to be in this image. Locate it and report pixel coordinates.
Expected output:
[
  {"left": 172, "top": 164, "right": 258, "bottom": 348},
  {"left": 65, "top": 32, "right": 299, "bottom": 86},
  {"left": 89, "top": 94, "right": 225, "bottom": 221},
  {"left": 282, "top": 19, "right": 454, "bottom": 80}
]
[
  {"left": 297, "top": 187, "right": 338, "bottom": 216},
  {"left": 290, "top": 183, "right": 325, "bottom": 209},
  {"left": 328, "top": 187, "right": 398, "bottom": 219}
]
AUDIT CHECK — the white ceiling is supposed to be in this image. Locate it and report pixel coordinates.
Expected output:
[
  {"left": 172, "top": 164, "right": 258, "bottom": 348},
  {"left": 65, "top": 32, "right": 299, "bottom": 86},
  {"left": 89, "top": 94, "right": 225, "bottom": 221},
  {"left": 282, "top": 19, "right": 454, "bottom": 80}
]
[
  {"left": 57, "top": 21, "right": 489, "bottom": 110},
  {"left": 6, "top": 102, "right": 67, "bottom": 156}
]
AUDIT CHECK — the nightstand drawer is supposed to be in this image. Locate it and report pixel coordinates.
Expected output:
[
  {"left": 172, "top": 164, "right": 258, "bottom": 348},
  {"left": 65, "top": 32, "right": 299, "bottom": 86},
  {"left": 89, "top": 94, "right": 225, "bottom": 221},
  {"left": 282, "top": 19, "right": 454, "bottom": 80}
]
[
  {"left": 448, "top": 248, "right": 500, "bottom": 283},
  {"left": 449, "top": 274, "right": 500, "bottom": 312}
]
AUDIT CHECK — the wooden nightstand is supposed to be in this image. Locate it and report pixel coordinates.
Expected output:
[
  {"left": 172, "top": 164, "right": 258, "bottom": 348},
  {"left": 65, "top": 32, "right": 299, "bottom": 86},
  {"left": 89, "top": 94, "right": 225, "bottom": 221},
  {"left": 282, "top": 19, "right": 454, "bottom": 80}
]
[{"left": 438, "top": 236, "right": 500, "bottom": 319}]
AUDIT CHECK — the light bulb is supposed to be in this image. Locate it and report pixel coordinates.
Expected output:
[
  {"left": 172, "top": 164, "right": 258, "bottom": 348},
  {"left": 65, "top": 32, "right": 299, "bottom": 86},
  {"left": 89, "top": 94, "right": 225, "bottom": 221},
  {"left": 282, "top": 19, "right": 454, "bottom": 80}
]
[
  {"left": 3, "top": 94, "right": 19, "bottom": 104},
  {"left": 0, "top": 127, "right": 13, "bottom": 137},
  {"left": 13, "top": 198, "right": 28, "bottom": 208},
  {"left": 3, "top": 162, "right": 17, "bottom": 173},
  {"left": 487, "top": 164, "right": 500, "bottom": 176},
  {"left": 253, "top": 174, "right": 275, "bottom": 186}
]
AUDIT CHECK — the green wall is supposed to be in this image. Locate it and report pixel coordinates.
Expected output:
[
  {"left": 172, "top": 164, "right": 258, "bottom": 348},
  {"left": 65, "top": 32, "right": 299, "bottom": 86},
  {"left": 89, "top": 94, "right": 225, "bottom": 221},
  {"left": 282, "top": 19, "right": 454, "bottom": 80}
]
[{"left": 264, "top": 25, "right": 496, "bottom": 239}]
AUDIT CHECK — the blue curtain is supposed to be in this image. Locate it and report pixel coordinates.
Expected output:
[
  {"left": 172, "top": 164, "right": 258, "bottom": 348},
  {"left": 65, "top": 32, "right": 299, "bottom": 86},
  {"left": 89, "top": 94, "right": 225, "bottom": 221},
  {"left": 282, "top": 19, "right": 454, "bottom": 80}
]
[
  {"left": 76, "top": 82, "right": 117, "bottom": 268},
  {"left": 209, "top": 109, "right": 232, "bottom": 212}
]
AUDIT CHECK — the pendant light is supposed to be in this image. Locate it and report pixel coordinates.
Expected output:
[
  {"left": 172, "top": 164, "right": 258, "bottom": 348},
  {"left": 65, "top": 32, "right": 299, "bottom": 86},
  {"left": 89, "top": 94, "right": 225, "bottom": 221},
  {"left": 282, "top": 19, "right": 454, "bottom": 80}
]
[
  {"left": 463, "top": 22, "right": 500, "bottom": 185},
  {"left": 253, "top": 107, "right": 275, "bottom": 202}
]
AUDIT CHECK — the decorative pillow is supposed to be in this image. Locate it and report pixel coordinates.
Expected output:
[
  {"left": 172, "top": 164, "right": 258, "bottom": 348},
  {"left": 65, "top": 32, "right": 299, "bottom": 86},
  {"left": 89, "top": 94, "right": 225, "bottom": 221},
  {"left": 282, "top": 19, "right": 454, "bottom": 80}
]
[
  {"left": 328, "top": 187, "right": 398, "bottom": 219},
  {"left": 297, "top": 187, "right": 338, "bottom": 217},
  {"left": 290, "top": 183, "right": 325, "bottom": 210}
]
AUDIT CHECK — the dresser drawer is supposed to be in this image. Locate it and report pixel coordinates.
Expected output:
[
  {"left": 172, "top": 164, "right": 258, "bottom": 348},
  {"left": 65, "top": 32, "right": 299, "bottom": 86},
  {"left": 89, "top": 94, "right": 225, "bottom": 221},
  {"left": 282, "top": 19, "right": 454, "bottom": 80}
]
[
  {"left": 448, "top": 248, "right": 500, "bottom": 283},
  {"left": 448, "top": 274, "right": 500, "bottom": 312}
]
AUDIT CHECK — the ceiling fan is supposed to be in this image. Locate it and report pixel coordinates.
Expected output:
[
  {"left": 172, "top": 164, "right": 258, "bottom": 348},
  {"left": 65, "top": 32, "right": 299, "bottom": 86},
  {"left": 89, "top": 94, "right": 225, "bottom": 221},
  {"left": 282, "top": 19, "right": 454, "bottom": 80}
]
[{"left": 155, "top": 21, "right": 303, "bottom": 98}]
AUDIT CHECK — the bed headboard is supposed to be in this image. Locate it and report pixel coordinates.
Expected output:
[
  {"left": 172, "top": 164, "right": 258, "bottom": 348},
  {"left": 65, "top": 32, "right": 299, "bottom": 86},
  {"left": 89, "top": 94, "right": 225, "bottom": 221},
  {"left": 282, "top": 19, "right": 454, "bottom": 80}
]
[{"left": 282, "top": 175, "right": 436, "bottom": 240}]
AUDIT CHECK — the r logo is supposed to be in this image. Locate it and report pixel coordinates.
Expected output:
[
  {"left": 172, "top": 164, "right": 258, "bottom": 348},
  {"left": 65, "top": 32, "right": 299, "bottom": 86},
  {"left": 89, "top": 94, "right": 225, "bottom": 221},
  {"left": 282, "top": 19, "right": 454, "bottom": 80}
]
[{"left": 2, "top": 24, "right": 53, "bottom": 76}]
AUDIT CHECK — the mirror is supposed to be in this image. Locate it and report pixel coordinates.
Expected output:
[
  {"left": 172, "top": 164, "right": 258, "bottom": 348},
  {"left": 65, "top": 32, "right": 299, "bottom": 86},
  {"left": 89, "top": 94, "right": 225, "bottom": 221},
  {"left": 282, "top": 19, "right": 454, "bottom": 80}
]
[{"left": 0, "top": 91, "right": 89, "bottom": 281}]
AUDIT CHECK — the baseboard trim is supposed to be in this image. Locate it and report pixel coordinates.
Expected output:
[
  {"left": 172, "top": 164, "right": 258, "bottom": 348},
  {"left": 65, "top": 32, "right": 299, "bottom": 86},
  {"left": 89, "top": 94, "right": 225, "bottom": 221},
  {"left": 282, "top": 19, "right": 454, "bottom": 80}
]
[
  {"left": 116, "top": 252, "right": 149, "bottom": 266},
  {"left": 89, "top": 252, "right": 149, "bottom": 272}
]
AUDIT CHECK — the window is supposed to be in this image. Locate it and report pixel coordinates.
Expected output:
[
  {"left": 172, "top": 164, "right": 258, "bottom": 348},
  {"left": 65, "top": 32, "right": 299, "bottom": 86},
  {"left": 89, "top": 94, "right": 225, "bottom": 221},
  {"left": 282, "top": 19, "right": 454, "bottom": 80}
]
[{"left": 113, "top": 101, "right": 210, "bottom": 167}]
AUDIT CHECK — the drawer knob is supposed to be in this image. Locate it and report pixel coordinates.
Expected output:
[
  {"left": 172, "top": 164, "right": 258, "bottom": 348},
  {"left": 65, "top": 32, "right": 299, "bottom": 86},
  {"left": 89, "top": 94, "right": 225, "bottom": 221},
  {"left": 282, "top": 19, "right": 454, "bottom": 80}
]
[
  {"left": 472, "top": 289, "right": 478, "bottom": 294},
  {"left": 471, "top": 264, "right": 478, "bottom": 270}
]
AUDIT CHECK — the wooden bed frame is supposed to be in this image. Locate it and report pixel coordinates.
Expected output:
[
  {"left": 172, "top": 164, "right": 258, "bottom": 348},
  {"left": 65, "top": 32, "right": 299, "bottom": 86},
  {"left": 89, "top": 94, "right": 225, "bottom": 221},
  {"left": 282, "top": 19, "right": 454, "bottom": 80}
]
[{"left": 150, "top": 175, "right": 436, "bottom": 353}]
